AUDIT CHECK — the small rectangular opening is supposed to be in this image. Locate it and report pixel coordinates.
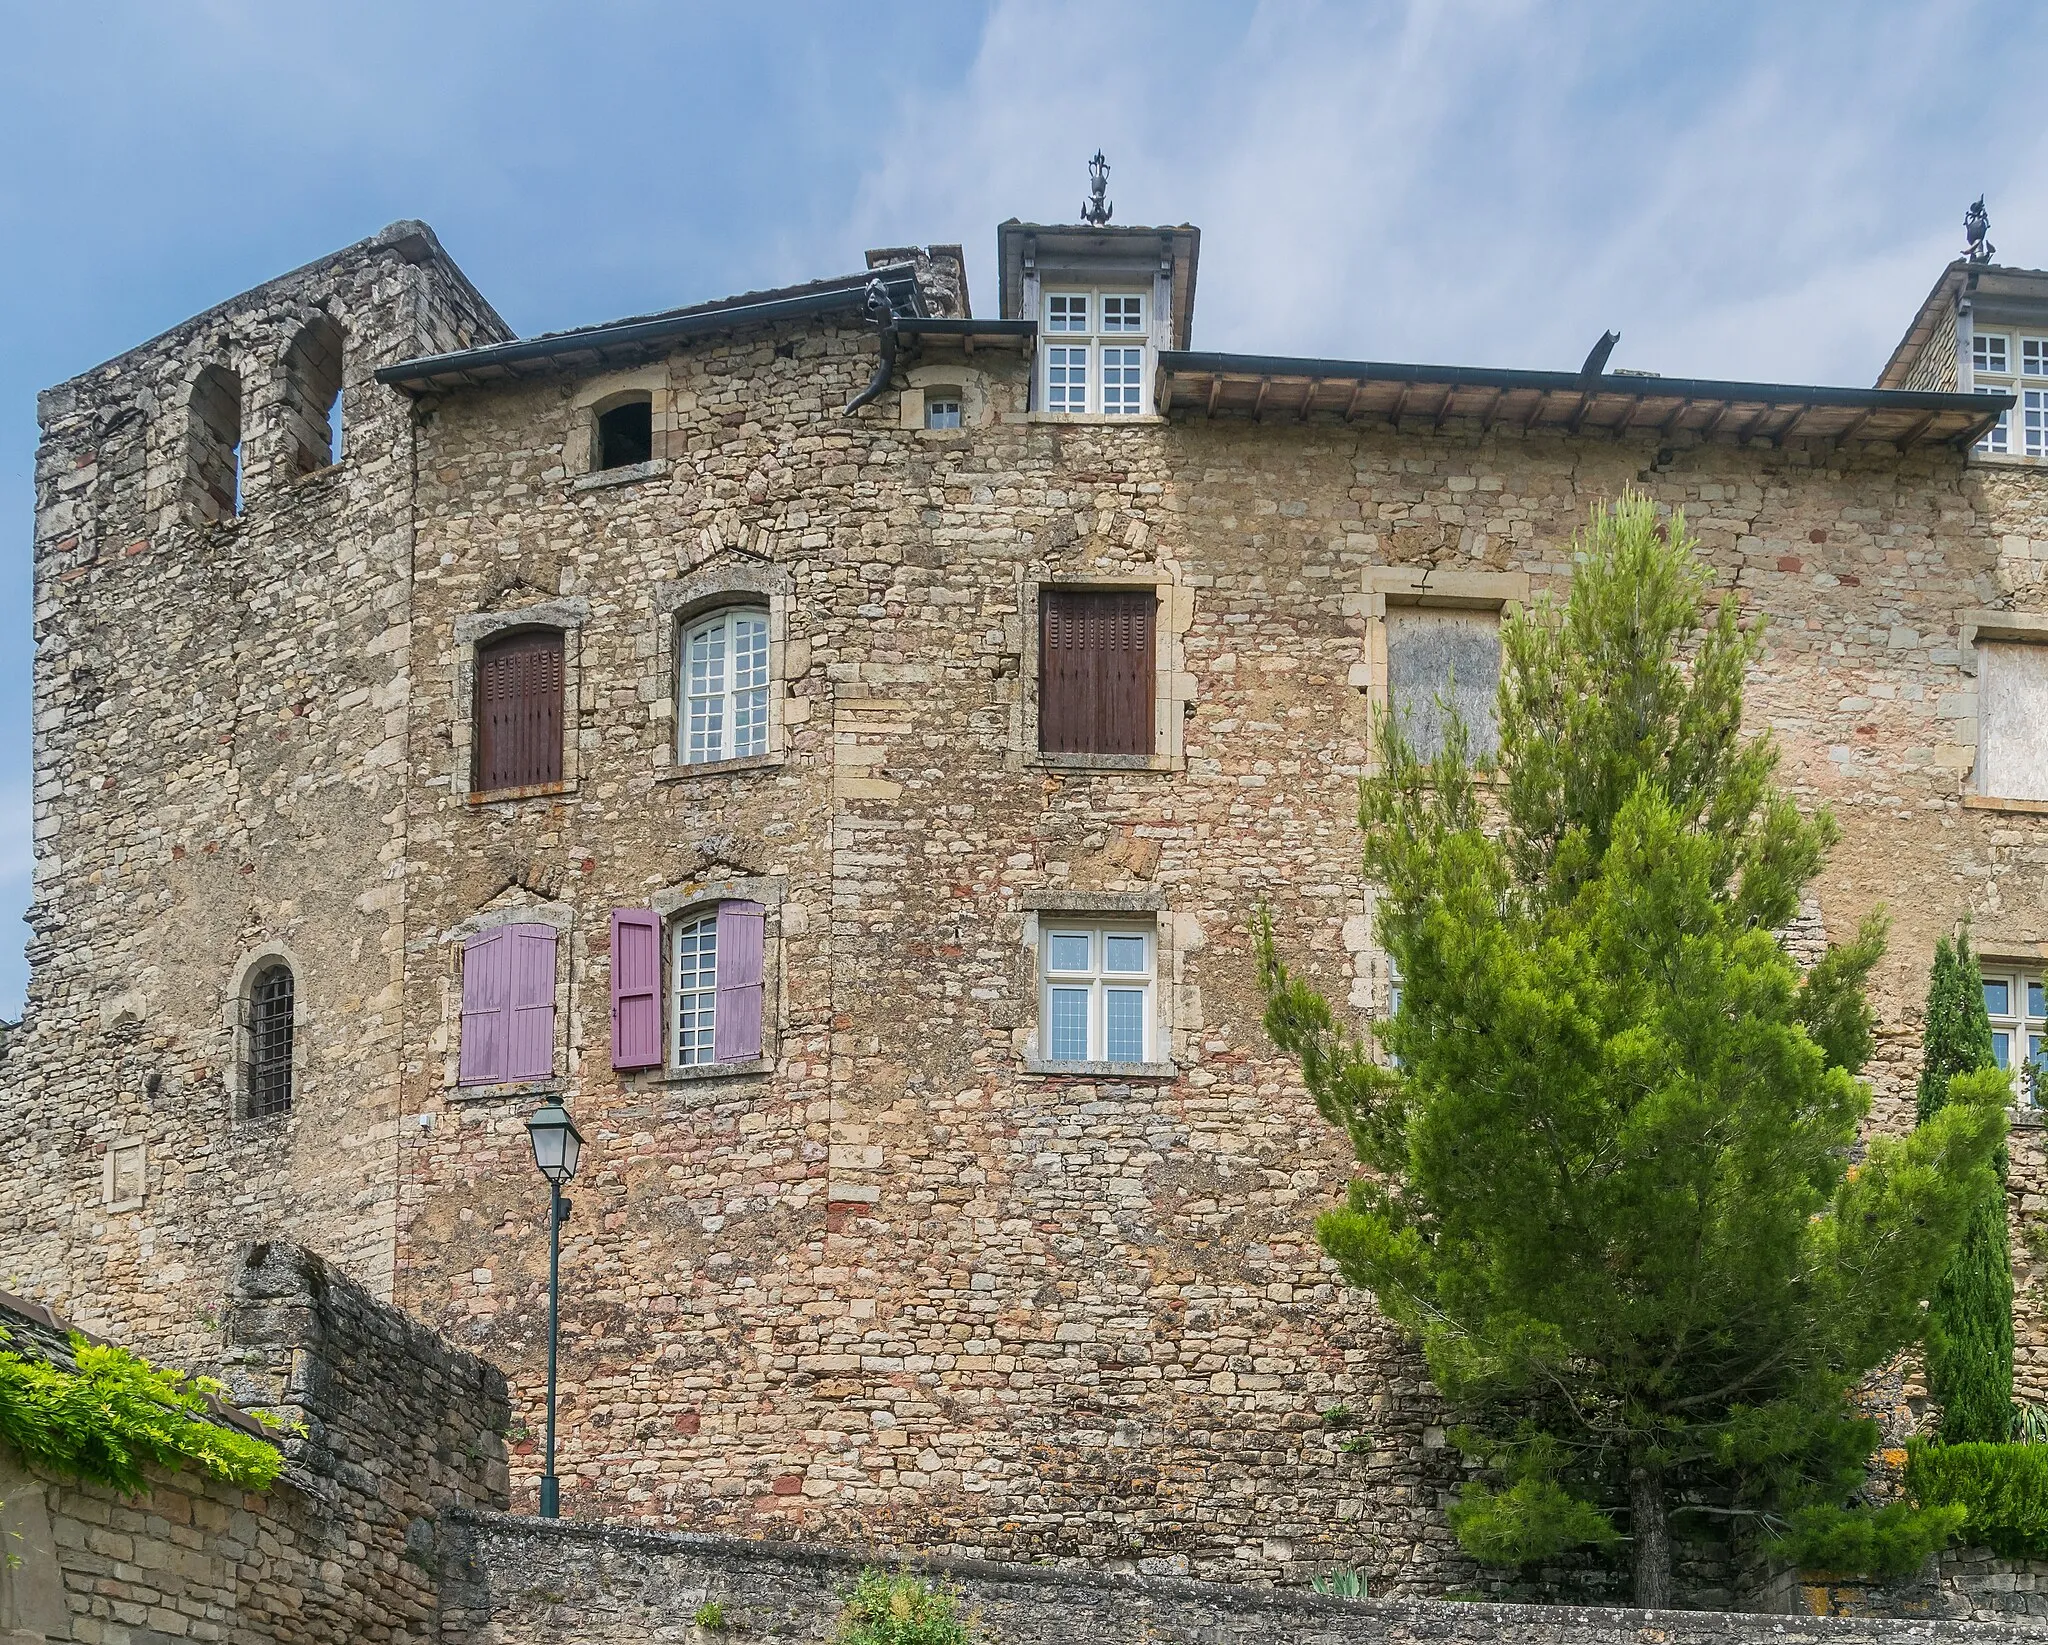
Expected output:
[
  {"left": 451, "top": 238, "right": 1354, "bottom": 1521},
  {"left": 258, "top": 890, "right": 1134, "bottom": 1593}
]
[{"left": 596, "top": 399, "right": 653, "bottom": 470}]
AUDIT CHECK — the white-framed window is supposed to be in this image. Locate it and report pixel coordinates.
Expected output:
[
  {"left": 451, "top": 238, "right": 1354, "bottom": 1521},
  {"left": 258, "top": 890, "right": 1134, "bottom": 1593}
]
[
  {"left": 1984, "top": 968, "right": 2046, "bottom": 1105},
  {"left": 926, "top": 394, "right": 962, "bottom": 430},
  {"left": 682, "top": 606, "right": 770, "bottom": 764},
  {"left": 1968, "top": 329, "right": 2048, "bottom": 455},
  {"left": 673, "top": 914, "right": 719, "bottom": 1066},
  {"left": 1040, "top": 922, "right": 1153, "bottom": 1063},
  {"left": 1040, "top": 288, "right": 1151, "bottom": 415}
]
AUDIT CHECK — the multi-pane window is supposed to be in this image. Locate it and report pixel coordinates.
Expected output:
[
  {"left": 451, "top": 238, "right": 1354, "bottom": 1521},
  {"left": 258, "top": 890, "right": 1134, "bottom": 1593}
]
[
  {"left": 926, "top": 394, "right": 962, "bottom": 430},
  {"left": 1984, "top": 969, "right": 2046, "bottom": 1104},
  {"left": 1041, "top": 923, "right": 1154, "bottom": 1064},
  {"left": 1968, "top": 330, "right": 2048, "bottom": 455},
  {"left": 1040, "top": 288, "right": 1150, "bottom": 415},
  {"left": 246, "top": 963, "right": 294, "bottom": 1117},
  {"left": 683, "top": 606, "right": 770, "bottom": 764},
  {"left": 673, "top": 914, "right": 719, "bottom": 1066}
]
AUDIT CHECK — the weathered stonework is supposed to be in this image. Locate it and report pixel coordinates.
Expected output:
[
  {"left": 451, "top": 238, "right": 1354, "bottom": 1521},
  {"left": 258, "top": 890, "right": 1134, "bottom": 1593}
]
[{"left": 9, "top": 213, "right": 2048, "bottom": 1605}]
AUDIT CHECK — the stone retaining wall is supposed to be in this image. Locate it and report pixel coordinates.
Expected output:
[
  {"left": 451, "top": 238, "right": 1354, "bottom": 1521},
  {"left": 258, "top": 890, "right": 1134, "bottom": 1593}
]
[{"left": 435, "top": 1509, "right": 2040, "bottom": 1645}]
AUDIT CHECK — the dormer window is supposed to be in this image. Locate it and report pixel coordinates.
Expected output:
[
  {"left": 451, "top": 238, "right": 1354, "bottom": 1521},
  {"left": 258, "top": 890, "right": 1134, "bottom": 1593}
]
[
  {"left": 1967, "top": 330, "right": 2048, "bottom": 457},
  {"left": 1041, "top": 288, "right": 1150, "bottom": 415}
]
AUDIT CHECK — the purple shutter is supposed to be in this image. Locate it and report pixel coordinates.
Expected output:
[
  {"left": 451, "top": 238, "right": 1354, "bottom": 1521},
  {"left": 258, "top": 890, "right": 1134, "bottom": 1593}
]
[
  {"left": 458, "top": 928, "right": 511, "bottom": 1086},
  {"left": 611, "top": 908, "right": 662, "bottom": 1069},
  {"left": 713, "top": 901, "right": 766, "bottom": 1063},
  {"left": 505, "top": 923, "right": 558, "bottom": 1082}
]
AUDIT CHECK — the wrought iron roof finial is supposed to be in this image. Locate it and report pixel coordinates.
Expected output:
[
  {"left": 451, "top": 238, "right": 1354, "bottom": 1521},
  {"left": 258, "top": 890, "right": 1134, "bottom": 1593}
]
[
  {"left": 1082, "top": 151, "right": 1113, "bottom": 226},
  {"left": 1965, "top": 196, "right": 1995, "bottom": 265}
]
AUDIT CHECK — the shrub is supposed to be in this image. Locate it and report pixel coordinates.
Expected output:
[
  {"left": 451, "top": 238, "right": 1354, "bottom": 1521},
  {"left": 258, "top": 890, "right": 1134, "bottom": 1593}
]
[
  {"left": 693, "top": 1599, "right": 728, "bottom": 1630},
  {"left": 1776, "top": 1501, "right": 1966, "bottom": 1578},
  {"left": 1907, "top": 1440, "right": 2048, "bottom": 1559},
  {"left": 0, "top": 1329, "right": 284, "bottom": 1494},
  {"left": 834, "top": 1567, "right": 975, "bottom": 1645}
]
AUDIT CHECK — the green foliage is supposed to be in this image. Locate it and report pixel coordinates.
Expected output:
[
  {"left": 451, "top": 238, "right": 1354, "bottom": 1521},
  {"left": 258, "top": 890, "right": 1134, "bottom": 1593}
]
[
  {"left": 1256, "top": 495, "right": 2005, "bottom": 1605},
  {"left": 2013, "top": 1402, "right": 2048, "bottom": 1447},
  {"left": 834, "top": 1568, "right": 976, "bottom": 1645},
  {"left": 1906, "top": 1439, "right": 2048, "bottom": 1558},
  {"left": 1447, "top": 1474, "right": 1619, "bottom": 1567},
  {"left": 1774, "top": 1501, "right": 1966, "bottom": 1578},
  {"left": 1310, "top": 1567, "right": 1369, "bottom": 1599},
  {"left": 1916, "top": 931, "right": 2015, "bottom": 1444},
  {"left": 1320, "top": 1402, "right": 1358, "bottom": 1430},
  {"left": 693, "top": 1599, "right": 729, "bottom": 1631},
  {"left": 0, "top": 1328, "right": 284, "bottom": 1494}
]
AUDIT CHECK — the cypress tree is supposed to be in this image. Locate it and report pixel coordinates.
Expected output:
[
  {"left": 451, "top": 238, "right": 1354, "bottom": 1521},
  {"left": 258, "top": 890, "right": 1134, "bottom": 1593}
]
[{"left": 1918, "top": 927, "right": 2015, "bottom": 1444}]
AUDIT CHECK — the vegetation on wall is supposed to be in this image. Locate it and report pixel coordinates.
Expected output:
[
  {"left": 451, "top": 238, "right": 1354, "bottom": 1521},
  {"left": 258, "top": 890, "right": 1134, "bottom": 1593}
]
[
  {"left": 833, "top": 1568, "right": 977, "bottom": 1645},
  {"left": 1257, "top": 494, "right": 2005, "bottom": 1609},
  {"left": 0, "top": 1328, "right": 285, "bottom": 1494},
  {"left": 1915, "top": 928, "right": 2015, "bottom": 1444}
]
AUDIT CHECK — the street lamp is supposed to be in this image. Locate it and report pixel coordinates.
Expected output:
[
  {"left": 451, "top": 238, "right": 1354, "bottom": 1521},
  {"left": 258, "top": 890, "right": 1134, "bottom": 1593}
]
[{"left": 525, "top": 1098, "right": 583, "bottom": 1519}]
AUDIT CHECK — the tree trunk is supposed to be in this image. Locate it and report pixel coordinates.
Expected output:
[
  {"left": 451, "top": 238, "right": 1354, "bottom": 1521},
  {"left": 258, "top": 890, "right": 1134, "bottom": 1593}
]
[{"left": 1630, "top": 1463, "right": 1673, "bottom": 1611}]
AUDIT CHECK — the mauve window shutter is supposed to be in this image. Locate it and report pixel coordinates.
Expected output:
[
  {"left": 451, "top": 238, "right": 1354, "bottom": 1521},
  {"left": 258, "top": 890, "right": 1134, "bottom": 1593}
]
[
  {"left": 713, "top": 900, "right": 766, "bottom": 1063},
  {"left": 505, "top": 923, "right": 558, "bottom": 1082},
  {"left": 458, "top": 928, "right": 510, "bottom": 1086},
  {"left": 611, "top": 908, "right": 662, "bottom": 1070}
]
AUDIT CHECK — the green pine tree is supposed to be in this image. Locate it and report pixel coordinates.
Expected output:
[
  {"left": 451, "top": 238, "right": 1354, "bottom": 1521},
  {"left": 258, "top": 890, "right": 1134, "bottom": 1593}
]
[
  {"left": 1917, "top": 928, "right": 2014, "bottom": 1444},
  {"left": 1257, "top": 494, "right": 2006, "bottom": 1608}
]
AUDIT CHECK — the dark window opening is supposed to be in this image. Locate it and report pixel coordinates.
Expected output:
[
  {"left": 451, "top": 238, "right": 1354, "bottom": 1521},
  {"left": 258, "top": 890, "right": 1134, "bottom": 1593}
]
[
  {"left": 1039, "top": 588, "right": 1156, "bottom": 755},
  {"left": 189, "top": 363, "right": 243, "bottom": 522},
  {"left": 247, "top": 963, "right": 295, "bottom": 1117},
  {"left": 475, "top": 627, "right": 566, "bottom": 792},
  {"left": 596, "top": 398, "right": 653, "bottom": 470}
]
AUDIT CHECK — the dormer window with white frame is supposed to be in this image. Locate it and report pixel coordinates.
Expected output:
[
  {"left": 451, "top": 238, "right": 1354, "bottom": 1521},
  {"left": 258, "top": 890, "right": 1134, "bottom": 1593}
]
[
  {"left": 1968, "top": 328, "right": 2048, "bottom": 456},
  {"left": 1042, "top": 288, "right": 1151, "bottom": 415}
]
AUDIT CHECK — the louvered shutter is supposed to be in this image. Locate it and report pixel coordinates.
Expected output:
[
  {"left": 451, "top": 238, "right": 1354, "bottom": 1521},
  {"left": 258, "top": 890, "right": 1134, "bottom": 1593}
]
[
  {"left": 713, "top": 900, "right": 766, "bottom": 1063},
  {"left": 505, "top": 923, "right": 558, "bottom": 1081},
  {"left": 610, "top": 908, "right": 662, "bottom": 1069},
  {"left": 458, "top": 928, "right": 510, "bottom": 1085},
  {"left": 1039, "top": 589, "right": 1156, "bottom": 755},
  {"left": 475, "top": 629, "right": 564, "bottom": 792}
]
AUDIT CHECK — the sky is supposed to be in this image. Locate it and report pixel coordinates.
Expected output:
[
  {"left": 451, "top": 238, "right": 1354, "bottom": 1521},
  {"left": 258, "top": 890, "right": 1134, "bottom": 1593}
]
[{"left": 1, "top": 0, "right": 2045, "bottom": 1018}]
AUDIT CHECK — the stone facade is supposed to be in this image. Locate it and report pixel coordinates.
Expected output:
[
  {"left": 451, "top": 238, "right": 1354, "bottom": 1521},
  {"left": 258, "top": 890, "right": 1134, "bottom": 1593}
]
[{"left": 9, "top": 210, "right": 2048, "bottom": 1601}]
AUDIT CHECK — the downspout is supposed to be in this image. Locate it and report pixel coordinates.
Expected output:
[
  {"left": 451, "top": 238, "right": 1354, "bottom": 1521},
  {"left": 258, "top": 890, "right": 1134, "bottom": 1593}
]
[{"left": 842, "top": 279, "right": 899, "bottom": 415}]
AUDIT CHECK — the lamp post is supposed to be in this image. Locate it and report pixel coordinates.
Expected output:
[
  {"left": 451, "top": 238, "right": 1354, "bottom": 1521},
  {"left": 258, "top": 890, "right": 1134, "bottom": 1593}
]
[{"left": 524, "top": 1098, "right": 583, "bottom": 1519}]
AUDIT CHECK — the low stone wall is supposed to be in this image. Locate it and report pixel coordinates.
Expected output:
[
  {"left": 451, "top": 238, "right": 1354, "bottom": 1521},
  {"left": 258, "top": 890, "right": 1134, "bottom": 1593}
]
[
  {"left": 0, "top": 1241, "right": 508, "bottom": 1644},
  {"left": 1793, "top": 1547, "right": 2048, "bottom": 1623},
  {"left": 436, "top": 1509, "right": 2041, "bottom": 1645}
]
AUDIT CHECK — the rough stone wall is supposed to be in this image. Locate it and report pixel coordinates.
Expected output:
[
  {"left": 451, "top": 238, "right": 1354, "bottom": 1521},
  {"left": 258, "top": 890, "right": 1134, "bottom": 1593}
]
[
  {"left": 2, "top": 223, "right": 511, "bottom": 1365},
  {"left": 436, "top": 1510, "right": 2043, "bottom": 1644},
  {"left": 387, "top": 312, "right": 2048, "bottom": 1600},
  {"left": 0, "top": 1241, "right": 508, "bottom": 1645}
]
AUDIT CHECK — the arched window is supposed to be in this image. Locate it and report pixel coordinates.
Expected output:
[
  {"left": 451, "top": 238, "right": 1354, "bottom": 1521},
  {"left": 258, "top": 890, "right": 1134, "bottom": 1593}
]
[
  {"left": 189, "top": 362, "right": 243, "bottom": 522},
  {"left": 246, "top": 963, "right": 295, "bottom": 1116},
  {"left": 475, "top": 627, "right": 565, "bottom": 792},
  {"left": 594, "top": 392, "right": 653, "bottom": 471},
  {"left": 283, "top": 314, "right": 346, "bottom": 473},
  {"left": 681, "top": 607, "right": 770, "bottom": 764}
]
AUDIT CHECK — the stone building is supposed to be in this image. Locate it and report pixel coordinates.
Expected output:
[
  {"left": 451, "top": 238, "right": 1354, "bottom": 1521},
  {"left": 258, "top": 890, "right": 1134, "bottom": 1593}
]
[{"left": 7, "top": 191, "right": 2048, "bottom": 1598}]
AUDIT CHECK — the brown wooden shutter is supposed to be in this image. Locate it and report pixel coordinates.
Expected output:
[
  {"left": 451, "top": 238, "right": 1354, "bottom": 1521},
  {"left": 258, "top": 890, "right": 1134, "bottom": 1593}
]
[
  {"left": 475, "top": 629, "right": 564, "bottom": 792},
  {"left": 1039, "top": 589, "right": 1156, "bottom": 755}
]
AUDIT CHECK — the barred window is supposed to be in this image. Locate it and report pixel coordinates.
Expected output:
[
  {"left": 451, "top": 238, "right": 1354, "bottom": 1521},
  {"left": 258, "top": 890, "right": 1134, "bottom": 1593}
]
[{"left": 247, "top": 963, "right": 295, "bottom": 1117}]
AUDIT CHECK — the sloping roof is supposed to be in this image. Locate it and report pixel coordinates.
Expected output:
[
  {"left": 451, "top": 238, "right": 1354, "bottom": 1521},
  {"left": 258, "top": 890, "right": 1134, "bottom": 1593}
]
[
  {"left": 1159, "top": 350, "right": 2006, "bottom": 449},
  {"left": 377, "top": 265, "right": 927, "bottom": 395}
]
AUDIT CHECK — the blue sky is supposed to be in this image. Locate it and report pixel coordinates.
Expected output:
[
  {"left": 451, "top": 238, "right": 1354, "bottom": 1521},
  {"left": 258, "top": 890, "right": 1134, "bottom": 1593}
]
[{"left": 0, "top": 0, "right": 2043, "bottom": 1017}]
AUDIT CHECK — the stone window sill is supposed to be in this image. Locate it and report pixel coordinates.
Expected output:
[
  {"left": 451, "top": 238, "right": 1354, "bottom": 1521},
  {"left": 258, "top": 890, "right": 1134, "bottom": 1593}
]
[
  {"left": 1962, "top": 792, "right": 2048, "bottom": 815},
  {"left": 1022, "top": 1058, "right": 1178, "bottom": 1080},
  {"left": 467, "top": 780, "right": 574, "bottom": 807},
  {"left": 656, "top": 753, "right": 785, "bottom": 783},
  {"left": 1015, "top": 412, "right": 1168, "bottom": 427},
  {"left": 2010, "top": 1107, "right": 2045, "bottom": 1129},
  {"left": 662, "top": 1057, "right": 773, "bottom": 1083},
  {"left": 448, "top": 1077, "right": 566, "bottom": 1104},
  {"left": 574, "top": 458, "right": 669, "bottom": 491},
  {"left": 1967, "top": 452, "right": 2048, "bottom": 469},
  {"left": 1029, "top": 752, "right": 1179, "bottom": 774}
]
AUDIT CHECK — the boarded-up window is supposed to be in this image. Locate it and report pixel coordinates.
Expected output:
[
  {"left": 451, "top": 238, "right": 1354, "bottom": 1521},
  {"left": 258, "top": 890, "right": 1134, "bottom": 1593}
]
[
  {"left": 460, "top": 923, "right": 557, "bottom": 1086},
  {"left": 1386, "top": 608, "right": 1501, "bottom": 761},
  {"left": 1980, "top": 641, "right": 2048, "bottom": 801},
  {"left": 1039, "top": 588, "right": 1155, "bottom": 755},
  {"left": 475, "top": 629, "right": 564, "bottom": 792}
]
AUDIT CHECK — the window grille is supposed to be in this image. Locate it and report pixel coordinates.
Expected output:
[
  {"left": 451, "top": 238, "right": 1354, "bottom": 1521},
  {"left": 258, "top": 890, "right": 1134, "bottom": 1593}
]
[{"left": 247, "top": 964, "right": 294, "bottom": 1117}]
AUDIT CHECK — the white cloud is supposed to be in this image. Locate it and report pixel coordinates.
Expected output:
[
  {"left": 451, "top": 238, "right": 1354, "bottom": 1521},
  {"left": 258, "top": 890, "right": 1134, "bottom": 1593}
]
[{"left": 842, "top": 0, "right": 2048, "bottom": 386}]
